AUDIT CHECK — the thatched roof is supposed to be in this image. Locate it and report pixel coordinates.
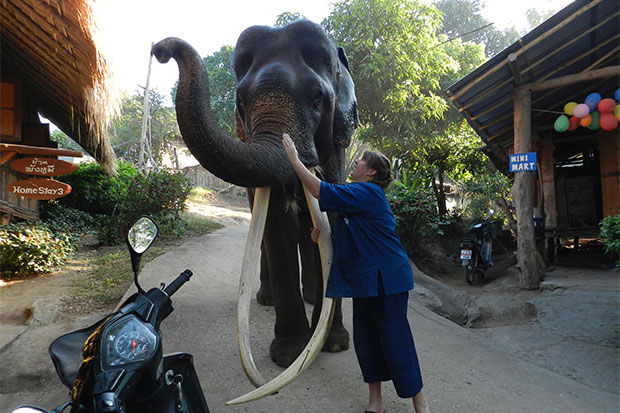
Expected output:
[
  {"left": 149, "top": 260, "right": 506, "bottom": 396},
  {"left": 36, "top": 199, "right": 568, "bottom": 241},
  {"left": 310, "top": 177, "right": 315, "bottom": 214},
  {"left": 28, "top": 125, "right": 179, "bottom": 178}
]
[{"left": 1, "top": 0, "right": 120, "bottom": 172}]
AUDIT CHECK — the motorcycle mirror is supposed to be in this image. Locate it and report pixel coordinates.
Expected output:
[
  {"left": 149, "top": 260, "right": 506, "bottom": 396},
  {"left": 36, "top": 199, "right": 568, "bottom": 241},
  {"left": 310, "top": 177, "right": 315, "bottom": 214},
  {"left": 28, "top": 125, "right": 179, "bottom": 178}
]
[
  {"left": 12, "top": 407, "right": 49, "bottom": 413},
  {"left": 127, "top": 216, "right": 159, "bottom": 294}
]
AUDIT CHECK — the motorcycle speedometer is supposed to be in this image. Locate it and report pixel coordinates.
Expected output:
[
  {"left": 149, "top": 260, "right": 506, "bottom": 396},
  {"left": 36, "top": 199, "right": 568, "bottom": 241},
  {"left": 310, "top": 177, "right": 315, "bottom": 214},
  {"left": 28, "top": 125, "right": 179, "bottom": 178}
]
[{"left": 103, "top": 315, "right": 157, "bottom": 366}]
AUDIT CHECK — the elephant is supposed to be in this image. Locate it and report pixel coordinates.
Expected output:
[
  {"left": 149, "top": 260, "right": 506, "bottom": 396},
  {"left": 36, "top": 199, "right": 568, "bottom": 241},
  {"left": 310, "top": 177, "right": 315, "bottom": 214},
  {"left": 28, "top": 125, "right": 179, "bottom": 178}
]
[{"left": 152, "top": 20, "right": 359, "bottom": 371}]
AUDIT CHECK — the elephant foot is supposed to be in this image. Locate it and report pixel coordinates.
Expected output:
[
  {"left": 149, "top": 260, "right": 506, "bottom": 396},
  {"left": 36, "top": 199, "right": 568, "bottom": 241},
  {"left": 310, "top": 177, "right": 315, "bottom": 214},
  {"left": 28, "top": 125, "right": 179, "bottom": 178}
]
[
  {"left": 256, "top": 283, "right": 274, "bottom": 306},
  {"left": 322, "top": 324, "right": 349, "bottom": 353},
  {"left": 270, "top": 335, "right": 310, "bottom": 368}
]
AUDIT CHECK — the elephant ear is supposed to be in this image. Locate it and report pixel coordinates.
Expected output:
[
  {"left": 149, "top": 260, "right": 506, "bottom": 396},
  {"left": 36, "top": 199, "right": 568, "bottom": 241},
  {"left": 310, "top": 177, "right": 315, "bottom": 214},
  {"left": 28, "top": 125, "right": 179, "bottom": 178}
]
[
  {"left": 235, "top": 107, "right": 250, "bottom": 143},
  {"left": 332, "top": 46, "right": 359, "bottom": 149}
]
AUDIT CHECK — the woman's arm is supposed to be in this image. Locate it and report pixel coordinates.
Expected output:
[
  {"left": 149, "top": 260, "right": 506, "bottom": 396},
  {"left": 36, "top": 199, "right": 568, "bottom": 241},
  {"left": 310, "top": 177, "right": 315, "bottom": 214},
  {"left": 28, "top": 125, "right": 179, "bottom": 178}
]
[{"left": 282, "top": 133, "right": 321, "bottom": 199}]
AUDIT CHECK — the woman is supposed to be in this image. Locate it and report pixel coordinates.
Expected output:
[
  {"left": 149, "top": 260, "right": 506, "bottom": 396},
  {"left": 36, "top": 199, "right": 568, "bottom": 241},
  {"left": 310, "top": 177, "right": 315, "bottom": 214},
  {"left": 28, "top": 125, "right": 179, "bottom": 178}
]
[{"left": 282, "top": 133, "right": 430, "bottom": 413}]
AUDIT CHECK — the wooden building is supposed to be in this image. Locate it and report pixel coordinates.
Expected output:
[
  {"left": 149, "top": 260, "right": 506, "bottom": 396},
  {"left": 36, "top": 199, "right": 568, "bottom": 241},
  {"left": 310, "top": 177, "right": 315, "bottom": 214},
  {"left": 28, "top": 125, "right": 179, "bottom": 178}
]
[
  {"left": 445, "top": 0, "right": 619, "bottom": 287},
  {"left": 0, "top": 0, "right": 119, "bottom": 222}
]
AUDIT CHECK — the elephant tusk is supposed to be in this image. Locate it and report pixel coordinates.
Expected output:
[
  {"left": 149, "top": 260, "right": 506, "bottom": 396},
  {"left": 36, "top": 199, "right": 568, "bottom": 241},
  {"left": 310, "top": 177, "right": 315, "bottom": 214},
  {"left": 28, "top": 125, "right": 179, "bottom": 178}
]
[
  {"left": 226, "top": 175, "right": 335, "bottom": 405},
  {"left": 236, "top": 186, "right": 270, "bottom": 387}
]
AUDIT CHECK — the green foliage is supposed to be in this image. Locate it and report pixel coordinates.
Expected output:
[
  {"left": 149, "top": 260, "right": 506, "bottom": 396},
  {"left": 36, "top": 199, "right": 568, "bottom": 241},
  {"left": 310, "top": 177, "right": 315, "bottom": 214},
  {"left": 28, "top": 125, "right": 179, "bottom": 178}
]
[
  {"left": 275, "top": 12, "right": 306, "bottom": 27},
  {"left": 40, "top": 202, "right": 97, "bottom": 245},
  {"left": 387, "top": 182, "right": 449, "bottom": 257},
  {"left": 58, "top": 161, "right": 138, "bottom": 216},
  {"left": 0, "top": 223, "right": 74, "bottom": 276},
  {"left": 50, "top": 130, "right": 86, "bottom": 152},
  {"left": 97, "top": 169, "right": 193, "bottom": 244},
  {"left": 599, "top": 214, "right": 620, "bottom": 271}
]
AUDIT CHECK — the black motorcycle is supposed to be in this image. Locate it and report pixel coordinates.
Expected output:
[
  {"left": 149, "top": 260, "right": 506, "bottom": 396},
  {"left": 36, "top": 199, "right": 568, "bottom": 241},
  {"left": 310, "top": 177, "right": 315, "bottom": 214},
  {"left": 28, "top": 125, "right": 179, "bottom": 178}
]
[
  {"left": 12, "top": 216, "right": 209, "bottom": 413},
  {"left": 459, "top": 213, "right": 494, "bottom": 285}
]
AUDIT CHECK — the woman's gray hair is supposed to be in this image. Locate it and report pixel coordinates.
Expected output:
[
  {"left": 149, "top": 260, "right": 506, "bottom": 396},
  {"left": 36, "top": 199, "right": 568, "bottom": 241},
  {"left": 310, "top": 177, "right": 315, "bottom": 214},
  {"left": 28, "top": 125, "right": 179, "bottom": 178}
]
[{"left": 362, "top": 150, "right": 393, "bottom": 189}]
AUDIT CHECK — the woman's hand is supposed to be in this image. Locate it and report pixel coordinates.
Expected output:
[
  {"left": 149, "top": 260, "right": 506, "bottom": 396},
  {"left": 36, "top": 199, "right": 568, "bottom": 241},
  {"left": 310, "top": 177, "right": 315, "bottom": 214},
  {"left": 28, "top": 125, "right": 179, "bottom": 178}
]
[
  {"left": 282, "top": 133, "right": 300, "bottom": 165},
  {"left": 310, "top": 227, "right": 320, "bottom": 244}
]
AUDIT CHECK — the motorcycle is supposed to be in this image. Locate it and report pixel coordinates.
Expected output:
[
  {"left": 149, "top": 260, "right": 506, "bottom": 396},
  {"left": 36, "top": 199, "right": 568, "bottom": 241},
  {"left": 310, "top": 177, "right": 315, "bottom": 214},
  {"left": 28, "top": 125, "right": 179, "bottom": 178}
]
[
  {"left": 459, "top": 211, "right": 494, "bottom": 285},
  {"left": 12, "top": 216, "right": 209, "bottom": 413}
]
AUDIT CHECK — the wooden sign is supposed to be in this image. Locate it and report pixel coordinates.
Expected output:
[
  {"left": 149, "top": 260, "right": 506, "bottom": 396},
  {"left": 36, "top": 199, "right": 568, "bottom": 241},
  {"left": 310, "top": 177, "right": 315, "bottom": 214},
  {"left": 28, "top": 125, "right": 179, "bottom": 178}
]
[
  {"left": 8, "top": 178, "right": 72, "bottom": 200},
  {"left": 9, "top": 157, "right": 78, "bottom": 176}
]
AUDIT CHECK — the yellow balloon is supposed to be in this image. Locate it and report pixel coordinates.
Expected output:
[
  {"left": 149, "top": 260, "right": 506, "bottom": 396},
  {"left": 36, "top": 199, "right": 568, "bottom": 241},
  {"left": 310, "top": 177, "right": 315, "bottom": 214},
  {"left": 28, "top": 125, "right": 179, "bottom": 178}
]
[
  {"left": 614, "top": 104, "right": 620, "bottom": 121},
  {"left": 564, "top": 102, "right": 578, "bottom": 116}
]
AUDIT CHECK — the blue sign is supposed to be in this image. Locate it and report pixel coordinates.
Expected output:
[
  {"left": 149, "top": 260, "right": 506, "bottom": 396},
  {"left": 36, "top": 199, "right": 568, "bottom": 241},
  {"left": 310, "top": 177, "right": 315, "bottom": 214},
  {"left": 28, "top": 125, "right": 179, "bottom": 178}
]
[{"left": 509, "top": 152, "right": 537, "bottom": 172}]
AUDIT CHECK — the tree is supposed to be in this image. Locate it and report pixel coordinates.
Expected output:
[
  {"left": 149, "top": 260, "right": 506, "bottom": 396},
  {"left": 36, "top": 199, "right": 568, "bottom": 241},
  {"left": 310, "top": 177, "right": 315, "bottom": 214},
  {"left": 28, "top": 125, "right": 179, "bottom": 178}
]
[
  {"left": 434, "top": 0, "right": 520, "bottom": 57},
  {"left": 323, "top": 0, "right": 451, "bottom": 152},
  {"left": 109, "top": 89, "right": 182, "bottom": 167},
  {"left": 50, "top": 130, "right": 86, "bottom": 152},
  {"left": 275, "top": 12, "right": 305, "bottom": 27}
]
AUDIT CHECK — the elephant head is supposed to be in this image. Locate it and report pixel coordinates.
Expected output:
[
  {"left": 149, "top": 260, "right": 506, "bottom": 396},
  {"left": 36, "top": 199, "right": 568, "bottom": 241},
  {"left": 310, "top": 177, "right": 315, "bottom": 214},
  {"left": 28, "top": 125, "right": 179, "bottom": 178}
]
[{"left": 151, "top": 20, "right": 358, "bottom": 187}]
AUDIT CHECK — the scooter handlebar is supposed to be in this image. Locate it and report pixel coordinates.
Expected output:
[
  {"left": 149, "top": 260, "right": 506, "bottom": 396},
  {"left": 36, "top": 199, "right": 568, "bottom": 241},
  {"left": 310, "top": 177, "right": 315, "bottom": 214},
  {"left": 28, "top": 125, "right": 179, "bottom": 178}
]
[{"left": 164, "top": 269, "right": 193, "bottom": 297}]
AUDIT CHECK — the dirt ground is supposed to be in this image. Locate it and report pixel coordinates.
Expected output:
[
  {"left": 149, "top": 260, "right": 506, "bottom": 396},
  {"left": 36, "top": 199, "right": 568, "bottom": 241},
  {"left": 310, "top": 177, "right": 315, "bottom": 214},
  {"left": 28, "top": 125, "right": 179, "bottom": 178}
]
[{"left": 1, "top": 189, "right": 618, "bottom": 410}]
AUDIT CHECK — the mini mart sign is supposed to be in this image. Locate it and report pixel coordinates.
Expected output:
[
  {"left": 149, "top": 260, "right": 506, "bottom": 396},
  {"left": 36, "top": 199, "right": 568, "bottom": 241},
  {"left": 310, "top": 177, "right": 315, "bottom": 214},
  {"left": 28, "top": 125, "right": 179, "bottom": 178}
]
[{"left": 509, "top": 152, "right": 537, "bottom": 172}]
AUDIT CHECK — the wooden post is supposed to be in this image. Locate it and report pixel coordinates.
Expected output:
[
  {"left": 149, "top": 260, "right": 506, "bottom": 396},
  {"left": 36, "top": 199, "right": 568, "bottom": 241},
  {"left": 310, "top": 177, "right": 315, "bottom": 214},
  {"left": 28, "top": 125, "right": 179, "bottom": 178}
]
[{"left": 511, "top": 87, "right": 541, "bottom": 289}]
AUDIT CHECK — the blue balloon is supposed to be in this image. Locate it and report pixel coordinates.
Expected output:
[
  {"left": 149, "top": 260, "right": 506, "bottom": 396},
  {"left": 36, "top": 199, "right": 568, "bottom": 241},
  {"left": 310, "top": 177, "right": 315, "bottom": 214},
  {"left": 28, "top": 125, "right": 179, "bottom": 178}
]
[
  {"left": 615, "top": 88, "right": 620, "bottom": 102},
  {"left": 585, "top": 93, "right": 602, "bottom": 112}
]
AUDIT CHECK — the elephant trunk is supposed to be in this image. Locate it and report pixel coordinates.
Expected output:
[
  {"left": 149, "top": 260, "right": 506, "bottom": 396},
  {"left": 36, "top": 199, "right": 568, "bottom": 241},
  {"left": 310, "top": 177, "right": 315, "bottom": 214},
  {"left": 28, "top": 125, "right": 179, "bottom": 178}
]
[{"left": 151, "top": 38, "right": 296, "bottom": 188}]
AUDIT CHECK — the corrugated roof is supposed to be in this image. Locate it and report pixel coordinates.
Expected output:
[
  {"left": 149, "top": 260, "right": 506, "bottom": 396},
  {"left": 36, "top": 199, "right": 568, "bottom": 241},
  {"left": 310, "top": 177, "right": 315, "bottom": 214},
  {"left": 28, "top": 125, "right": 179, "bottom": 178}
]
[
  {"left": 1, "top": 0, "right": 120, "bottom": 172},
  {"left": 445, "top": 0, "right": 619, "bottom": 173}
]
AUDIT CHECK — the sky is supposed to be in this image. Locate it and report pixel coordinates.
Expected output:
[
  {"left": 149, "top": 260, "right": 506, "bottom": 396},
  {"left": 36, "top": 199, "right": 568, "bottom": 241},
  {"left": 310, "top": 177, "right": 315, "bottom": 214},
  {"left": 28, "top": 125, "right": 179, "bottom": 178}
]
[{"left": 94, "top": 0, "right": 574, "bottom": 99}]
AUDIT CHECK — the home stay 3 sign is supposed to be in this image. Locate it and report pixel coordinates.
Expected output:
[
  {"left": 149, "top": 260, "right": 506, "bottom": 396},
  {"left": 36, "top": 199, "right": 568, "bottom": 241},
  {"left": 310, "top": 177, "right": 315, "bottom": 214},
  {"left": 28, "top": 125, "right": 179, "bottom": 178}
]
[
  {"left": 8, "top": 157, "right": 76, "bottom": 200},
  {"left": 8, "top": 178, "right": 72, "bottom": 200},
  {"left": 509, "top": 152, "right": 537, "bottom": 172}
]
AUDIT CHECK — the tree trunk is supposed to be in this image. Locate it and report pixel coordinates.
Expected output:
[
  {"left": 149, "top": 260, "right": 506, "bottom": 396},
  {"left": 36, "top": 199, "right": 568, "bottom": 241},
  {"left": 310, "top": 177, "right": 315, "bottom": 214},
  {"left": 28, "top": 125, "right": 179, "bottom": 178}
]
[{"left": 512, "top": 88, "right": 540, "bottom": 289}]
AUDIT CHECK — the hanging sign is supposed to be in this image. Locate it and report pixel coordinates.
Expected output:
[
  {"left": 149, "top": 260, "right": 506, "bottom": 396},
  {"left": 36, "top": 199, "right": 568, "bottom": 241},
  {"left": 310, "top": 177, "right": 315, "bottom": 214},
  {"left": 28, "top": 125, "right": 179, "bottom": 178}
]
[
  {"left": 9, "top": 157, "right": 78, "bottom": 176},
  {"left": 8, "top": 178, "right": 72, "bottom": 200},
  {"left": 509, "top": 152, "right": 537, "bottom": 172}
]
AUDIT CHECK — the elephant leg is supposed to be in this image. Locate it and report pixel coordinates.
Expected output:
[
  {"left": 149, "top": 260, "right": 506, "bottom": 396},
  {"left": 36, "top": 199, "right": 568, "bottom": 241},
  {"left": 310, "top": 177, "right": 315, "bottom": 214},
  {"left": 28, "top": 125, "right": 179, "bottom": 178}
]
[
  {"left": 248, "top": 188, "right": 274, "bottom": 306},
  {"left": 308, "top": 244, "right": 350, "bottom": 353},
  {"left": 264, "top": 189, "right": 310, "bottom": 368},
  {"left": 298, "top": 211, "right": 317, "bottom": 305},
  {"left": 256, "top": 244, "right": 274, "bottom": 306}
]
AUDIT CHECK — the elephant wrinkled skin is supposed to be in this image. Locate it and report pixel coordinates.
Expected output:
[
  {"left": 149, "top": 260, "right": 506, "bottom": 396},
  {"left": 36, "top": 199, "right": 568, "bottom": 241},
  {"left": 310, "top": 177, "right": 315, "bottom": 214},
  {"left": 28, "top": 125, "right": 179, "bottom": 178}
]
[{"left": 152, "top": 20, "right": 358, "bottom": 368}]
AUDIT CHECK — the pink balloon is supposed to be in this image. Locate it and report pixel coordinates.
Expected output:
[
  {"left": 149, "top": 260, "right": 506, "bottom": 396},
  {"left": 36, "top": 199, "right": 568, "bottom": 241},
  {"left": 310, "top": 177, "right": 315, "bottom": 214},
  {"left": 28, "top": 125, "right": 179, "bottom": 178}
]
[
  {"left": 597, "top": 98, "right": 615, "bottom": 113},
  {"left": 573, "top": 103, "right": 589, "bottom": 118},
  {"left": 599, "top": 112, "right": 618, "bottom": 131}
]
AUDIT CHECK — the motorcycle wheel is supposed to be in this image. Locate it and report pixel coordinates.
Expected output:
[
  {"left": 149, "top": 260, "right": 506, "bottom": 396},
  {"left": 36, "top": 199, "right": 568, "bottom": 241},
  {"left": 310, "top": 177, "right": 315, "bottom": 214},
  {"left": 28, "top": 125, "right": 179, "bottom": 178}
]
[{"left": 465, "top": 266, "right": 476, "bottom": 285}]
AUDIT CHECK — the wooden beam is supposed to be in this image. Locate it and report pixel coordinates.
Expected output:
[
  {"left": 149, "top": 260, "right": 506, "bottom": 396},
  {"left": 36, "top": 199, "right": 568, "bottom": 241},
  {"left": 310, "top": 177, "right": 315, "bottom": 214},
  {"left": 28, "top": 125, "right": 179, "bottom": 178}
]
[
  {"left": 511, "top": 88, "right": 541, "bottom": 289},
  {"left": 508, "top": 53, "right": 523, "bottom": 85},
  {"left": 524, "top": 66, "right": 620, "bottom": 91},
  {"left": 0, "top": 143, "right": 84, "bottom": 158}
]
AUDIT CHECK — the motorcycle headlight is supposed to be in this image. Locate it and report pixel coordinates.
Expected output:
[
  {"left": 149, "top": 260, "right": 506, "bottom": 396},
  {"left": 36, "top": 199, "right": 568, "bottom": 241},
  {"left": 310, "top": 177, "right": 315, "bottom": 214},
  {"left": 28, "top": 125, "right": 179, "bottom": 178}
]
[{"left": 103, "top": 315, "right": 158, "bottom": 367}]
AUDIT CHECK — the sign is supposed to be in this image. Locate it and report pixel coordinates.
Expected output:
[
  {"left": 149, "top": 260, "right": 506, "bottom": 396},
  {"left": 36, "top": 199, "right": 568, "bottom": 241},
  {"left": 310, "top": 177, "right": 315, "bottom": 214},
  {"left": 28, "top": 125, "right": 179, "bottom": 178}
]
[
  {"left": 509, "top": 152, "right": 537, "bottom": 172},
  {"left": 9, "top": 157, "right": 78, "bottom": 176},
  {"left": 8, "top": 178, "right": 72, "bottom": 200}
]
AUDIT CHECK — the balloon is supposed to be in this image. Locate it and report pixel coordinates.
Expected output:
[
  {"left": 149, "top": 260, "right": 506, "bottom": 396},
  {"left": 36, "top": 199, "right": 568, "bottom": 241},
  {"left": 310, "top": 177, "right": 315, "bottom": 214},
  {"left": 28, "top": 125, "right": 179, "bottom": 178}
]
[
  {"left": 579, "top": 113, "right": 592, "bottom": 127},
  {"left": 615, "top": 105, "right": 620, "bottom": 121},
  {"left": 573, "top": 103, "right": 590, "bottom": 118},
  {"left": 585, "top": 93, "right": 601, "bottom": 112},
  {"left": 600, "top": 112, "right": 618, "bottom": 131},
  {"left": 587, "top": 111, "right": 600, "bottom": 130},
  {"left": 568, "top": 116, "right": 579, "bottom": 131},
  {"left": 563, "top": 102, "right": 578, "bottom": 116},
  {"left": 554, "top": 115, "right": 570, "bottom": 132},
  {"left": 598, "top": 98, "right": 615, "bottom": 113},
  {"left": 615, "top": 88, "right": 620, "bottom": 102}
]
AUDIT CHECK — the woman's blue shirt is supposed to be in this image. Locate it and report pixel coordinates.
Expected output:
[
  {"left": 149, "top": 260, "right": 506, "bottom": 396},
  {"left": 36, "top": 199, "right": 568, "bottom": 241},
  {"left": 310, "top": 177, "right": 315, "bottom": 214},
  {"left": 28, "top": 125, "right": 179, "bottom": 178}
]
[{"left": 319, "top": 181, "right": 413, "bottom": 298}]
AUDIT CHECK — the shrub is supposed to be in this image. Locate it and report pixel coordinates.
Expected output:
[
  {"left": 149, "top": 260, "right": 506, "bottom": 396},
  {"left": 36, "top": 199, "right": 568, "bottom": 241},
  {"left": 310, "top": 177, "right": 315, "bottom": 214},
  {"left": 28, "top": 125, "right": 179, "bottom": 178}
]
[
  {"left": 600, "top": 214, "right": 620, "bottom": 271},
  {"left": 0, "top": 222, "right": 74, "bottom": 277},
  {"left": 387, "top": 183, "right": 449, "bottom": 259},
  {"left": 40, "top": 202, "right": 97, "bottom": 245}
]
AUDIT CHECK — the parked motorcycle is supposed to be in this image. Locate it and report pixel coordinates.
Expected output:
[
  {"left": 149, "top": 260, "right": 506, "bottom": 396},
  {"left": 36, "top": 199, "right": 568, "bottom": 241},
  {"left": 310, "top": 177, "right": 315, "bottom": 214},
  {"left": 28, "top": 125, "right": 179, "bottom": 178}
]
[
  {"left": 12, "top": 216, "right": 209, "bottom": 413},
  {"left": 459, "top": 212, "right": 494, "bottom": 285}
]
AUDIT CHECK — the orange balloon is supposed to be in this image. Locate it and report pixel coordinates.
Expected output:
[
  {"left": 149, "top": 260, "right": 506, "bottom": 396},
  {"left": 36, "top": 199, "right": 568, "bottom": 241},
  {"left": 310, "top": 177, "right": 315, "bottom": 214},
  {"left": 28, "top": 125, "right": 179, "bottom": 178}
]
[{"left": 579, "top": 113, "right": 592, "bottom": 127}]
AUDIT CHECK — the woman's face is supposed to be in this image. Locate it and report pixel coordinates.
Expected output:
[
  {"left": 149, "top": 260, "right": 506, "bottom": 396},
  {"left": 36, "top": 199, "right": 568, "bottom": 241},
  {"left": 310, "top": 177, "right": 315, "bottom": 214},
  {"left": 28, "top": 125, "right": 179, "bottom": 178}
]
[{"left": 350, "top": 158, "right": 376, "bottom": 183}]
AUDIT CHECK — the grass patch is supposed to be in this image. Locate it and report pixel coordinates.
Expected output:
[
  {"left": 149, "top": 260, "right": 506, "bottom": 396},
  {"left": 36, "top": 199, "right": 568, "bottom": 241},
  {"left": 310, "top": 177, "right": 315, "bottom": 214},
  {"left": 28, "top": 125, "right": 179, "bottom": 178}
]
[
  {"left": 62, "top": 213, "right": 224, "bottom": 314},
  {"left": 187, "top": 187, "right": 215, "bottom": 202}
]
